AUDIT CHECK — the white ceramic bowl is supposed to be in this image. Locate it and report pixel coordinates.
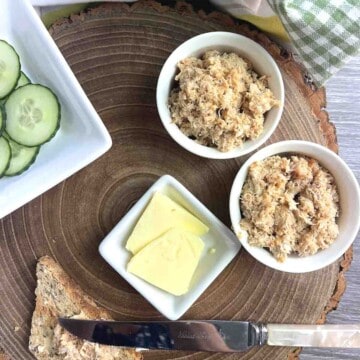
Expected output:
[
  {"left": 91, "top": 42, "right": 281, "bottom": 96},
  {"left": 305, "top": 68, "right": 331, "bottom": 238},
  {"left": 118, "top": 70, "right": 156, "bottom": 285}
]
[
  {"left": 229, "top": 140, "right": 360, "bottom": 273},
  {"left": 99, "top": 175, "right": 241, "bottom": 320},
  {"left": 0, "top": 0, "right": 112, "bottom": 219},
  {"left": 156, "top": 31, "right": 284, "bottom": 159}
]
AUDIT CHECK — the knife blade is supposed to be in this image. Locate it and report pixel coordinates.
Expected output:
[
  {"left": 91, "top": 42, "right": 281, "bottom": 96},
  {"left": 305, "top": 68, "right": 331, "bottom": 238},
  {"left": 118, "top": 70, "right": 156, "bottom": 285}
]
[{"left": 59, "top": 318, "right": 360, "bottom": 352}]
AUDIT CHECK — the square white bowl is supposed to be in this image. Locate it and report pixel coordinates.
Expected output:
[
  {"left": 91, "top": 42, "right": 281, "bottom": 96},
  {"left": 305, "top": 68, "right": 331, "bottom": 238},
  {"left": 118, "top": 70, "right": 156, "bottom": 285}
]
[
  {"left": 99, "top": 175, "right": 241, "bottom": 320},
  {"left": 0, "top": 0, "right": 112, "bottom": 219}
]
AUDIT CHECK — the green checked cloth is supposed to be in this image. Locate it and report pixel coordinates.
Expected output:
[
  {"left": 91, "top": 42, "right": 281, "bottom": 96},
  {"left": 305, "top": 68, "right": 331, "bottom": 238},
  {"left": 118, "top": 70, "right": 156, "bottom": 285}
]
[
  {"left": 39, "top": 0, "right": 360, "bottom": 87},
  {"left": 269, "top": 0, "right": 360, "bottom": 86}
]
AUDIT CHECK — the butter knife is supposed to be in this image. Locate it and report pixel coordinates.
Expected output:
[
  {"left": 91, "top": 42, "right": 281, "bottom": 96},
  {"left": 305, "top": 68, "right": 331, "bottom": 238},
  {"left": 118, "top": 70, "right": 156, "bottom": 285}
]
[{"left": 59, "top": 319, "right": 360, "bottom": 352}]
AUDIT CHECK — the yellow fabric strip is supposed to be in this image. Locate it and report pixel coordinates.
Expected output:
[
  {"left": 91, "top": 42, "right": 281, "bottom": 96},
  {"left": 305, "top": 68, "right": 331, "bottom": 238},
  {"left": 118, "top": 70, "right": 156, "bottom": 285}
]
[
  {"left": 42, "top": 5, "right": 88, "bottom": 28},
  {"left": 238, "top": 14, "right": 290, "bottom": 42}
]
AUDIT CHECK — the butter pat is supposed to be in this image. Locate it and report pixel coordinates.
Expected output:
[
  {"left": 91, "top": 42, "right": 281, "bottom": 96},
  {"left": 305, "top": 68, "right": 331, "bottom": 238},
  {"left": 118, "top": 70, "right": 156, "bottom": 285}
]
[
  {"left": 127, "top": 228, "right": 204, "bottom": 296},
  {"left": 126, "top": 192, "right": 208, "bottom": 254}
]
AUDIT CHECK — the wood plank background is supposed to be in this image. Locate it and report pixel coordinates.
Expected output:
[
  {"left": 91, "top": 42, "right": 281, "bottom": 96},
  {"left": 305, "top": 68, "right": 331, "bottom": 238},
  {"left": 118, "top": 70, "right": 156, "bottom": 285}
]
[{"left": 301, "top": 56, "right": 360, "bottom": 360}]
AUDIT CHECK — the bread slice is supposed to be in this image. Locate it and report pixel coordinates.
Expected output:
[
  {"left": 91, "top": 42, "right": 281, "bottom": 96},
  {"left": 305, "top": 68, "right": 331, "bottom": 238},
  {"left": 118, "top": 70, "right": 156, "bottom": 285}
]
[{"left": 29, "top": 256, "right": 142, "bottom": 360}]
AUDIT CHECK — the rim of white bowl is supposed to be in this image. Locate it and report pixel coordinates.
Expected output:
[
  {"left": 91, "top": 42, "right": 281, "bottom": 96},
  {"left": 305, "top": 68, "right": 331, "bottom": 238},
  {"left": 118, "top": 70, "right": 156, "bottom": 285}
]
[
  {"left": 156, "top": 31, "right": 285, "bottom": 159},
  {"left": 229, "top": 140, "right": 360, "bottom": 273}
]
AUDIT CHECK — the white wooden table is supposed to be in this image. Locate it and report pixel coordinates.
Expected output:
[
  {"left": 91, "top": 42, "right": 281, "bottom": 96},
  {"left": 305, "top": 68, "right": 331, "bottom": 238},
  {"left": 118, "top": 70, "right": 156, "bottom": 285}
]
[{"left": 301, "top": 56, "right": 360, "bottom": 359}]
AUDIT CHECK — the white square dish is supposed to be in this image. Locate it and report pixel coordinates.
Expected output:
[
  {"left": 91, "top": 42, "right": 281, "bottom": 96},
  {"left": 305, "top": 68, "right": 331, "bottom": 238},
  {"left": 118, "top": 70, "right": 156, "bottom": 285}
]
[
  {"left": 99, "top": 175, "right": 241, "bottom": 320},
  {"left": 0, "top": 0, "right": 112, "bottom": 219}
]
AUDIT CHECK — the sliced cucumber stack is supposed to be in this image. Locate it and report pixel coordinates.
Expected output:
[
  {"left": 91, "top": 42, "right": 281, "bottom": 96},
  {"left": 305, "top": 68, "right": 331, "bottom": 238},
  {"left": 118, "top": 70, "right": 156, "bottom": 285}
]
[
  {"left": 0, "top": 40, "right": 21, "bottom": 99},
  {"left": 3, "top": 134, "right": 40, "bottom": 176},
  {"left": 0, "top": 136, "right": 11, "bottom": 177},
  {"left": 5, "top": 84, "right": 61, "bottom": 146},
  {"left": 0, "top": 39, "right": 61, "bottom": 178}
]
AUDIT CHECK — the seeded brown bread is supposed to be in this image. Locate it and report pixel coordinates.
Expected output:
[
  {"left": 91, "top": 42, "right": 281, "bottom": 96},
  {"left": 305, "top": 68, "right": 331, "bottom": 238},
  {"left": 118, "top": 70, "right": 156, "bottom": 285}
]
[{"left": 29, "top": 256, "right": 142, "bottom": 360}]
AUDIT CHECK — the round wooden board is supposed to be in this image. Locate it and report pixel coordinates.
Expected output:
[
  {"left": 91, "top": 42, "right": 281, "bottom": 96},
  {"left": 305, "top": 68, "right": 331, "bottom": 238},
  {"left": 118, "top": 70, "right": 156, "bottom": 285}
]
[{"left": 0, "top": 2, "right": 352, "bottom": 359}]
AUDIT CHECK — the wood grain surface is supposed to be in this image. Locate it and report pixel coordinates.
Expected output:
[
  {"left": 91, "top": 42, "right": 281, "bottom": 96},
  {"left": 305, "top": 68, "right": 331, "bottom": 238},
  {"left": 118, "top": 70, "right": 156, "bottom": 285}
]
[{"left": 0, "top": 2, "right": 354, "bottom": 360}]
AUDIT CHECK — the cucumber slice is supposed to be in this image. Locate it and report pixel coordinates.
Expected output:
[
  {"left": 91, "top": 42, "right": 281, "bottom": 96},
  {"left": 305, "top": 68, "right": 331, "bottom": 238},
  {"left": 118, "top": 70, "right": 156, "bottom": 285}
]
[
  {"left": 0, "top": 72, "right": 31, "bottom": 107},
  {"left": 5, "top": 84, "right": 61, "bottom": 146},
  {"left": 0, "top": 136, "right": 11, "bottom": 177},
  {"left": 16, "top": 72, "right": 31, "bottom": 88},
  {"left": 3, "top": 134, "right": 40, "bottom": 176},
  {"left": 0, "top": 40, "right": 21, "bottom": 99}
]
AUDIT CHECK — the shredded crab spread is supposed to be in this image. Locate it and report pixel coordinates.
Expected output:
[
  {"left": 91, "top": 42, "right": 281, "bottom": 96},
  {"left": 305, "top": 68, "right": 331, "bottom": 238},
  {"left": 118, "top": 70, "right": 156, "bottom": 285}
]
[
  {"left": 240, "top": 155, "right": 340, "bottom": 262},
  {"left": 169, "top": 50, "right": 279, "bottom": 152}
]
